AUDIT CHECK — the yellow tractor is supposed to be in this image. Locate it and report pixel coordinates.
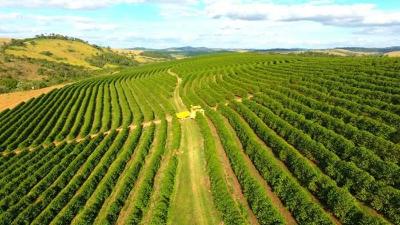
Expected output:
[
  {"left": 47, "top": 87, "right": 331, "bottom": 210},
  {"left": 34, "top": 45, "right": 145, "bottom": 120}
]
[
  {"left": 176, "top": 105, "right": 204, "bottom": 120},
  {"left": 176, "top": 111, "right": 191, "bottom": 119}
]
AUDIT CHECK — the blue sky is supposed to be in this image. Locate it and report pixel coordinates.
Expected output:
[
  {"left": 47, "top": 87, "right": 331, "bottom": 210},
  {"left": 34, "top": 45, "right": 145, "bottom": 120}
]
[{"left": 0, "top": 0, "right": 400, "bottom": 49}]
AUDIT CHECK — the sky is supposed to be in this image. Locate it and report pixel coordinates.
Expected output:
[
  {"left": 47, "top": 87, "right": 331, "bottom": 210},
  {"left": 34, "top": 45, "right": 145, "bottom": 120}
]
[{"left": 0, "top": 0, "right": 400, "bottom": 49}]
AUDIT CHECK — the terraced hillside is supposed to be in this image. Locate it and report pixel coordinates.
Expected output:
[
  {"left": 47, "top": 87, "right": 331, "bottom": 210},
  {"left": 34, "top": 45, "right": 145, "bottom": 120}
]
[{"left": 0, "top": 53, "right": 399, "bottom": 225}]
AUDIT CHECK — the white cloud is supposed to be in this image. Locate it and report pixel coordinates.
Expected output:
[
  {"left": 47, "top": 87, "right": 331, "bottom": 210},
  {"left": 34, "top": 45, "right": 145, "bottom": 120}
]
[
  {"left": 72, "top": 20, "right": 120, "bottom": 31},
  {"left": 1, "top": 1, "right": 400, "bottom": 48},
  {"left": 0, "top": 0, "right": 142, "bottom": 9},
  {"left": 0, "top": 12, "right": 21, "bottom": 20},
  {"left": 158, "top": 3, "right": 203, "bottom": 19},
  {"left": 0, "top": 0, "right": 196, "bottom": 9},
  {"left": 206, "top": 1, "right": 400, "bottom": 27},
  {"left": 0, "top": 12, "right": 120, "bottom": 41}
]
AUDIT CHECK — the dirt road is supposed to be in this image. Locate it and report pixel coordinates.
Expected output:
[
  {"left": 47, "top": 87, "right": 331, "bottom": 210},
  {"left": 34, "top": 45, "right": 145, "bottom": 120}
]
[{"left": 167, "top": 69, "right": 221, "bottom": 225}]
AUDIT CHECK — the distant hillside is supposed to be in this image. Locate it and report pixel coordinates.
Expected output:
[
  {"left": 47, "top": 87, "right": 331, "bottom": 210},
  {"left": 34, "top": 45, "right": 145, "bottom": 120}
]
[
  {"left": 336, "top": 46, "right": 400, "bottom": 54},
  {"left": 3, "top": 35, "right": 137, "bottom": 69},
  {"left": 114, "top": 49, "right": 173, "bottom": 63},
  {"left": 165, "top": 46, "right": 225, "bottom": 56},
  {"left": 0, "top": 34, "right": 137, "bottom": 93},
  {"left": 126, "top": 46, "right": 228, "bottom": 59},
  {"left": 253, "top": 48, "right": 306, "bottom": 53},
  {"left": 128, "top": 45, "right": 400, "bottom": 58},
  {"left": 310, "top": 49, "right": 376, "bottom": 56},
  {"left": 385, "top": 51, "right": 400, "bottom": 57},
  {"left": 310, "top": 47, "right": 400, "bottom": 57},
  {"left": 220, "top": 46, "right": 400, "bottom": 57}
]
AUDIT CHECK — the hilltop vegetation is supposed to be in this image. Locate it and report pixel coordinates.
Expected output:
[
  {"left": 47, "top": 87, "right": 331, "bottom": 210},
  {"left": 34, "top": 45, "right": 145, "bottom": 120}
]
[
  {"left": 4, "top": 35, "right": 103, "bottom": 68},
  {"left": 0, "top": 35, "right": 141, "bottom": 93},
  {"left": 0, "top": 53, "right": 399, "bottom": 225}
]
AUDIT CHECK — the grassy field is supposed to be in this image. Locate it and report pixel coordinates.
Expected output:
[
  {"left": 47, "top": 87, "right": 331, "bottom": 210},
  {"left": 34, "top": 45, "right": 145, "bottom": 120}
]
[
  {"left": 0, "top": 53, "right": 399, "bottom": 225},
  {"left": 5, "top": 38, "right": 101, "bottom": 68}
]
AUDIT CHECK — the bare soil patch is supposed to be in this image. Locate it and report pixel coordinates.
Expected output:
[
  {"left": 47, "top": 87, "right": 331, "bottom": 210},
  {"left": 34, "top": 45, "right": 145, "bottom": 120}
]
[{"left": 0, "top": 84, "right": 67, "bottom": 111}]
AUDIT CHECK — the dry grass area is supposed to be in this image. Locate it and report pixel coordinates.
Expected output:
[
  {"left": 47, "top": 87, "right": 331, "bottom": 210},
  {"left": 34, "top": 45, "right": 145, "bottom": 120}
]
[
  {"left": 0, "top": 83, "right": 66, "bottom": 111},
  {"left": 0, "top": 58, "right": 43, "bottom": 80},
  {"left": 385, "top": 51, "right": 400, "bottom": 57},
  {"left": 0, "top": 38, "right": 11, "bottom": 46},
  {"left": 113, "top": 49, "right": 143, "bottom": 55},
  {"left": 5, "top": 39, "right": 101, "bottom": 68},
  {"left": 113, "top": 48, "right": 168, "bottom": 63},
  {"left": 134, "top": 56, "right": 155, "bottom": 63},
  {"left": 135, "top": 55, "right": 168, "bottom": 63},
  {"left": 314, "top": 49, "right": 377, "bottom": 56},
  {"left": 170, "top": 54, "right": 186, "bottom": 59}
]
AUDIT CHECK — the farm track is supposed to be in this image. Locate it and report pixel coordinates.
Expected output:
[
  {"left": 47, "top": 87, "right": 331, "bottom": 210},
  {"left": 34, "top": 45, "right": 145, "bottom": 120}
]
[{"left": 167, "top": 69, "right": 222, "bottom": 225}]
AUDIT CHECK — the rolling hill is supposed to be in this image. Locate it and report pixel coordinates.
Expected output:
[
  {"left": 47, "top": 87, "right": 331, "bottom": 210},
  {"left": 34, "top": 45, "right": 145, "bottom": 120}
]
[
  {"left": 309, "top": 47, "right": 400, "bottom": 57},
  {"left": 0, "top": 35, "right": 204, "bottom": 94},
  {"left": 244, "top": 47, "right": 400, "bottom": 57},
  {"left": 0, "top": 35, "right": 140, "bottom": 93},
  {"left": 0, "top": 52, "right": 399, "bottom": 225},
  {"left": 4, "top": 37, "right": 103, "bottom": 68}
]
